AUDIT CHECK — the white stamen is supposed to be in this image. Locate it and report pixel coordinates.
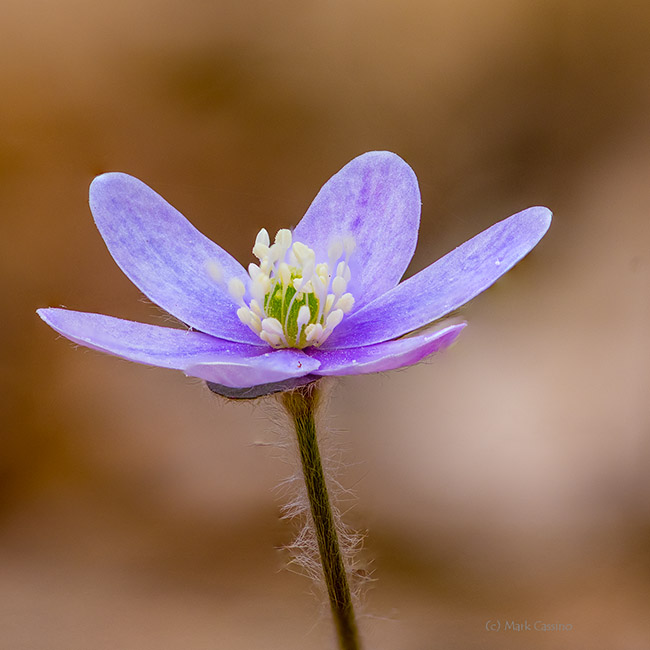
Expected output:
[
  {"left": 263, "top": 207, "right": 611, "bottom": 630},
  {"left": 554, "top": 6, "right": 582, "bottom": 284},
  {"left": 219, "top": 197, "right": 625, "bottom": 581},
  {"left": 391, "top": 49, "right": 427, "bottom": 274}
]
[
  {"left": 261, "top": 318, "right": 287, "bottom": 348},
  {"left": 207, "top": 261, "right": 223, "bottom": 283},
  {"left": 248, "top": 263, "right": 261, "bottom": 280},
  {"left": 312, "top": 278, "right": 328, "bottom": 322},
  {"left": 275, "top": 228, "right": 292, "bottom": 252},
  {"left": 332, "top": 275, "right": 347, "bottom": 297},
  {"left": 318, "top": 309, "right": 344, "bottom": 344},
  {"left": 292, "top": 241, "right": 308, "bottom": 259},
  {"left": 237, "top": 307, "right": 262, "bottom": 332},
  {"left": 260, "top": 331, "right": 282, "bottom": 347},
  {"left": 256, "top": 228, "right": 270, "bottom": 247},
  {"left": 249, "top": 299, "right": 263, "bottom": 318},
  {"left": 297, "top": 305, "right": 311, "bottom": 328},
  {"left": 336, "top": 293, "right": 355, "bottom": 313},
  {"left": 278, "top": 262, "right": 291, "bottom": 285},
  {"left": 228, "top": 278, "right": 246, "bottom": 304},
  {"left": 252, "top": 230, "right": 270, "bottom": 260},
  {"left": 325, "top": 309, "right": 344, "bottom": 330},
  {"left": 262, "top": 317, "right": 284, "bottom": 337},
  {"left": 305, "top": 323, "right": 323, "bottom": 342},
  {"left": 236, "top": 307, "right": 251, "bottom": 324},
  {"left": 252, "top": 244, "right": 268, "bottom": 261},
  {"left": 268, "top": 242, "right": 282, "bottom": 264},
  {"left": 336, "top": 260, "right": 351, "bottom": 283},
  {"left": 250, "top": 275, "right": 269, "bottom": 304},
  {"left": 324, "top": 294, "right": 335, "bottom": 314},
  {"left": 249, "top": 312, "right": 262, "bottom": 332},
  {"left": 235, "top": 228, "right": 356, "bottom": 348},
  {"left": 328, "top": 239, "right": 343, "bottom": 261}
]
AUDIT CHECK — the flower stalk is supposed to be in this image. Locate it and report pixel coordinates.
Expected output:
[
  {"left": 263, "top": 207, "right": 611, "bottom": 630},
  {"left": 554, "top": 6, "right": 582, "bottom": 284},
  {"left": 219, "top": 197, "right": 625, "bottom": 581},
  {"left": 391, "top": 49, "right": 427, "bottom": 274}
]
[{"left": 281, "top": 383, "right": 361, "bottom": 650}]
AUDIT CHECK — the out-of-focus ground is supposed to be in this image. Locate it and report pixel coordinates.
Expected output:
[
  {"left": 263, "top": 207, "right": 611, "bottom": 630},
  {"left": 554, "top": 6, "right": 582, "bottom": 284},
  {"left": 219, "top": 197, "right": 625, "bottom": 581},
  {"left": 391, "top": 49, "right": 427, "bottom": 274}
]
[{"left": 2, "top": 1, "right": 650, "bottom": 648}]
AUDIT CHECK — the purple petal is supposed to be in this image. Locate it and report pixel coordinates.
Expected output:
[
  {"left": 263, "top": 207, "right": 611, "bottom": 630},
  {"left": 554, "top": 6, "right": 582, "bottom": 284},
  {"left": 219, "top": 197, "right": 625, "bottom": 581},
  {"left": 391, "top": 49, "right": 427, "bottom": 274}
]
[
  {"left": 186, "top": 349, "right": 319, "bottom": 388},
  {"left": 37, "top": 307, "right": 264, "bottom": 368},
  {"left": 38, "top": 309, "right": 320, "bottom": 388},
  {"left": 309, "top": 323, "right": 465, "bottom": 376},
  {"left": 325, "top": 207, "right": 552, "bottom": 348},
  {"left": 89, "top": 173, "right": 262, "bottom": 345},
  {"left": 293, "top": 152, "right": 420, "bottom": 309},
  {"left": 39, "top": 307, "right": 318, "bottom": 388}
]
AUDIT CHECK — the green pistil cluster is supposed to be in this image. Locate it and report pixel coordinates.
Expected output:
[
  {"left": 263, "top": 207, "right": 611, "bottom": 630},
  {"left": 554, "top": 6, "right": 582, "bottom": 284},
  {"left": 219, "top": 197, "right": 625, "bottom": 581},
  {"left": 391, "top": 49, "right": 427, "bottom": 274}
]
[{"left": 264, "top": 273, "right": 320, "bottom": 347}]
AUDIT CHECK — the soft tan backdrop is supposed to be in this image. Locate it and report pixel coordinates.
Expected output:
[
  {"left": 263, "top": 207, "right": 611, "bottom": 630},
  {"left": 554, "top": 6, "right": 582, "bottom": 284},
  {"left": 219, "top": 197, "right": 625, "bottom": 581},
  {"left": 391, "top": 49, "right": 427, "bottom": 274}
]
[{"left": 2, "top": 1, "right": 650, "bottom": 648}]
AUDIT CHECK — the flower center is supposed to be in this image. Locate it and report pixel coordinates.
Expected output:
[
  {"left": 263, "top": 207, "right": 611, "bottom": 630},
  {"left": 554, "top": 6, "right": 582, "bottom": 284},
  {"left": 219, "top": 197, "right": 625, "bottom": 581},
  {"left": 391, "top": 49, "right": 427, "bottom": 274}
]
[{"left": 228, "top": 228, "right": 355, "bottom": 348}]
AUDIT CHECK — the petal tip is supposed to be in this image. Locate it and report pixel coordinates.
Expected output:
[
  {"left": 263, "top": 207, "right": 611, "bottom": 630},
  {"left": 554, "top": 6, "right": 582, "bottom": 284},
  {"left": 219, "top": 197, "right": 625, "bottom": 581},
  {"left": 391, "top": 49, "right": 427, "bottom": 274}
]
[
  {"left": 89, "top": 171, "right": 143, "bottom": 201},
  {"left": 525, "top": 205, "right": 553, "bottom": 235},
  {"left": 36, "top": 307, "right": 56, "bottom": 325},
  {"left": 423, "top": 321, "right": 467, "bottom": 345},
  {"left": 356, "top": 149, "right": 405, "bottom": 161},
  {"left": 443, "top": 321, "right": 467, "bottom": 342},
  {"left": 351, "top": 150, "right": 415, "bottom": 173}
]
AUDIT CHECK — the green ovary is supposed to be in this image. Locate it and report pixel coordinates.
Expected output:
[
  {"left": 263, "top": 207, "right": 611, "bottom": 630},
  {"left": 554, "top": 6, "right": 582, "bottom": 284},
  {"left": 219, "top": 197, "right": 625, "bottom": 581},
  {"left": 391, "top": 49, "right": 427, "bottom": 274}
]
[{"left": 264, "top": 277, "right": 319, "bottom": 347}]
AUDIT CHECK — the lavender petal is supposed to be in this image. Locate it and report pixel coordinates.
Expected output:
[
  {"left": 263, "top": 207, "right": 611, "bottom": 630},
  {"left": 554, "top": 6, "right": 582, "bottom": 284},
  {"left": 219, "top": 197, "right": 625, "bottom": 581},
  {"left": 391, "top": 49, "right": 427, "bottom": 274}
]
[
  {"left": 90, "top": 173, "right": 262, "bottom": 344},
  {"left": 309, "top": 323, "right": 465, "bottom": 375},
  {"left": 38, "top": 307, "right": 265, "bottom": 369},
  {"left": 293, "top": 151, "right": 420, "bottom": 309},
  {"left": 186, "top": 349, "right": 319, "bottom": 388},
  {"left": 325, "top": 206, "right": 552, "bottom": 348}
]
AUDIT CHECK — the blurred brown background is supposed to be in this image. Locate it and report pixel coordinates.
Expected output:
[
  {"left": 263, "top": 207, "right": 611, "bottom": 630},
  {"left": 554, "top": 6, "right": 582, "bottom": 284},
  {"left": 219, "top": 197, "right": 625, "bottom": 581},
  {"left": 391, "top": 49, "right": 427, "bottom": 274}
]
[{"left": 2, "top": 1, "right": 650, "bottom": 648}]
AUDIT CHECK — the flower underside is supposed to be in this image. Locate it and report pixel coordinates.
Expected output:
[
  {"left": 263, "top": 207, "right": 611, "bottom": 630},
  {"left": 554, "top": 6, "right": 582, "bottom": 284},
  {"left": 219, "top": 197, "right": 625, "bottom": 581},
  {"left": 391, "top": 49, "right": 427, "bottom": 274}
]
[{"left": 225, "top": 228, "right": 356, "bottom": 349}]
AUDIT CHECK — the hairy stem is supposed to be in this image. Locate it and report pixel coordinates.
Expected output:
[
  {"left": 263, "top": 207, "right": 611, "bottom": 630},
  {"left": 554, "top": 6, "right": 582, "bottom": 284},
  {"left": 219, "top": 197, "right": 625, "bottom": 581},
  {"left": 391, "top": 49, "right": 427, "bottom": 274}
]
[{"left": 281, "top": 383, "right": 361, "bottom": 650}]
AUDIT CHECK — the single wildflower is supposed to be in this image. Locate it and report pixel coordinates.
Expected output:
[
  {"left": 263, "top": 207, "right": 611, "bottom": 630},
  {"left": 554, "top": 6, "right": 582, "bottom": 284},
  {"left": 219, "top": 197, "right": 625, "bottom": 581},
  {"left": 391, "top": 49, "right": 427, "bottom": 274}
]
[
  {"left": 37, "top": 151, "right": 551, "bottom": 397},
  {"left": 37, "top": 151, "right": 551, "bottom": 650}
]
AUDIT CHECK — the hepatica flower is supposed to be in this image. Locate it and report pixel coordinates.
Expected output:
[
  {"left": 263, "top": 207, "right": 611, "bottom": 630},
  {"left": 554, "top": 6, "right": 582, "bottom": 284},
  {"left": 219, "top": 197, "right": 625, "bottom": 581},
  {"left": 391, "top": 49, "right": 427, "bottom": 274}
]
[
  {"left": 38, "top": 151, "right": 550, "bottom": 649},
  {"left": 37, "top": 151, "right": 551, "bottom": 396}
]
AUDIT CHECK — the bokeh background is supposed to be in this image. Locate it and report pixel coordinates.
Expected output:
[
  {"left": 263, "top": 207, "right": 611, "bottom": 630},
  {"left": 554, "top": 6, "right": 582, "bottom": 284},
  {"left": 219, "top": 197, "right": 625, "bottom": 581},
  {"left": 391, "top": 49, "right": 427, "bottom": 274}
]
[{"left": 2, "top": 1, "right": 650, "bottom": 648}]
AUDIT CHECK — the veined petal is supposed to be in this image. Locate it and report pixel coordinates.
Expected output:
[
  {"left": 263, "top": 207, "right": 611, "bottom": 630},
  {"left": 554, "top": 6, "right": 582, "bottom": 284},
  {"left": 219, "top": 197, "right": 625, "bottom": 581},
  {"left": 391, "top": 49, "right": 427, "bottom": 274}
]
[
  {"left": 186, "top": 349, "right": 319, "bottom": 388},
  {"left": 37, "top": 308, "right": 264, "bottom": 369},
  {"left": 89, "top": 173, "right": 262, "bottom": 345},
  {"left": 293, "top": 151, "right": 420, "bottom": 309},
  {"left": 325, "top": 206, "right": 552, "bottom": 348},
  {"left": 309, "top": 323, "right": 465, "bottom": 376}
]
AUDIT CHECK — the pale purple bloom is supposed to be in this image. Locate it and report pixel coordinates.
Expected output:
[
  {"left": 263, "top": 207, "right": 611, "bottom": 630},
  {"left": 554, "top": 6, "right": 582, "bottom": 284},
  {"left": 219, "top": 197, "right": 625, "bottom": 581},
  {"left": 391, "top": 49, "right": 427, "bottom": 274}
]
[{"left": 37, "top": 152, "right": 551, "bottom": 397}]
